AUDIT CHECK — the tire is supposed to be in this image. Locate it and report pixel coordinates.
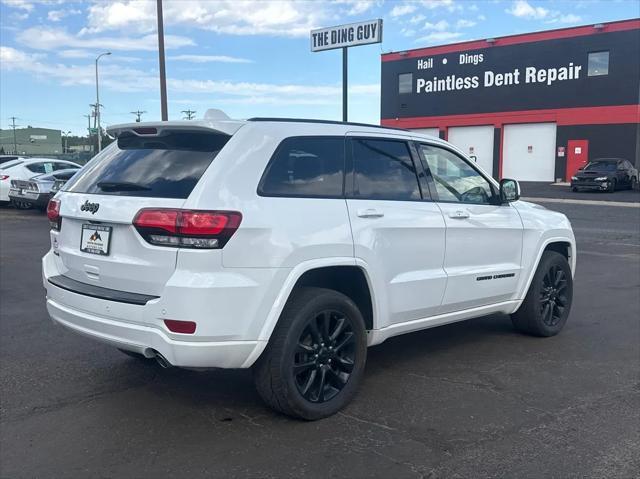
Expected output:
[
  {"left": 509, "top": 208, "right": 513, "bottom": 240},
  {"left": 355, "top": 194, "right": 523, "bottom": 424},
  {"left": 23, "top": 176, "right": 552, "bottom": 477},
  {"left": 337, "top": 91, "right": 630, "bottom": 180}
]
[
  {"left": 608, "top": 179, "right": 616, "bottom": 192},
  {"left": 118, "top": 348, "right": 149, "bottom": 360},
  {"left": 571, "top": 187, "right": 578, "bottom": 192},
  {"left": 253, "top": 287, "right": 367, "bottom": 420},
  {"left": 630, "top": 176, "right": 637, "bottom": 191},
  {"left": 512, "top": 251, "right": 573, "bottom": 337},
  {"left": 11, "top": 200, "right": 32, "bottom": 210}
]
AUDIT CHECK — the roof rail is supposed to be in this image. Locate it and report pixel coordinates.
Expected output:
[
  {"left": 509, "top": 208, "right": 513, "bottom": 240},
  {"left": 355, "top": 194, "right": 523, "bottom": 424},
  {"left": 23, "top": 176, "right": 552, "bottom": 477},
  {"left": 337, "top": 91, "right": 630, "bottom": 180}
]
[{"left": 246, "top": 117, "right": 407, "bottom": 131}]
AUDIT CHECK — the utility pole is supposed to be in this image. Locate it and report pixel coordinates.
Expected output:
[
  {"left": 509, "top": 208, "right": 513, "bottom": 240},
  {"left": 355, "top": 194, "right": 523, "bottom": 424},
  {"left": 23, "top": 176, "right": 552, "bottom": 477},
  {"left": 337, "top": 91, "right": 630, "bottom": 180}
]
[
  {"left": 157, "top": 0, "right": 168, "bottom": 121},
  {"left": 131, "top": 110, "right": 147, "bottom": 122},
  {"left": 84, "top": 114, "right": 92, "bottom": 152},
  {"left": 95, "top": 51, "right": 111, "bottom": 152},
  {"left": 9, "top": 116, "right": 19, "bottom": 154},
  {"left": 181, "top": 109, "right": 196, "bottom": 120}
]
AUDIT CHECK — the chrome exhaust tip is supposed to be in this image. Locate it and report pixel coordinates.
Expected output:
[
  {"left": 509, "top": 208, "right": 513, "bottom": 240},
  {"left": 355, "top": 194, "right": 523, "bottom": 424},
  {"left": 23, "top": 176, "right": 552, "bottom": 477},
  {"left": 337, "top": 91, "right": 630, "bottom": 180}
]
[{"left": 153, "top": 352, "right": 172, "bottom": 369}]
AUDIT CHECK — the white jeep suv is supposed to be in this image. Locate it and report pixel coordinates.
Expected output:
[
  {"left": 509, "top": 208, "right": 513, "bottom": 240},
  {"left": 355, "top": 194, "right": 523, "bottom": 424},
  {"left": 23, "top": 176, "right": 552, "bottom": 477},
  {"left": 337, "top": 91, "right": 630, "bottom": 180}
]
[{"left": 43, "top": 111, "right": 575, "bottom": 420}]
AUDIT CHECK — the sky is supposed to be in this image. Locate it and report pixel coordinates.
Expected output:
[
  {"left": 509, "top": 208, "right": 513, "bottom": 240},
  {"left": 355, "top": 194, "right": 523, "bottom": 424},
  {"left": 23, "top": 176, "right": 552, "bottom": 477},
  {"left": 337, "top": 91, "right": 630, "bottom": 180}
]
[{"left": 0, "top": 0, "right": 638, "bottom": 135}]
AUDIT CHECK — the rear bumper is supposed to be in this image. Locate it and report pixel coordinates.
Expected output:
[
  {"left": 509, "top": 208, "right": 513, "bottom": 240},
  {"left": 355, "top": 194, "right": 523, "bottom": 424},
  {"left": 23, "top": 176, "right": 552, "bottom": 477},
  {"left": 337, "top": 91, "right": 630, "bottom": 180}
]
[
  {"left": 46, "top": 296, "right": 260, "bottom": 368},
  {"left": 42, "top": 251, "right": 274, "bottom": 368},
  {"left": 8, "top": 191, "right": 51, "bottom": 207}
]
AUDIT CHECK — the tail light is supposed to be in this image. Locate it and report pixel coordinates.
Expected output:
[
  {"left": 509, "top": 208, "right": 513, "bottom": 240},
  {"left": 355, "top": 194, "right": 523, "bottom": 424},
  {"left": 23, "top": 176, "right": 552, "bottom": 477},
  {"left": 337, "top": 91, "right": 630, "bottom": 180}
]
[
  {"left": 47, "top": 198, "right": 61, "bottom": 231},
  {"left": 133, "top": 209, "right": 242, "bottom": 249},
  {"left": 0, "top": 175, "right": 9, "bottom": 181}
]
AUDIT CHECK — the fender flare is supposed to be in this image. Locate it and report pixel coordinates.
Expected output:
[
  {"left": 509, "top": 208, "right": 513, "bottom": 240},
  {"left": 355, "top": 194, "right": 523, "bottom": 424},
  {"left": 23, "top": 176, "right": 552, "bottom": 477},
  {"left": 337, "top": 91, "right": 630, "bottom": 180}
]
[
  {"left": 241, "top": 257, "right": 379, "bottom": 368},
  {"left": 516, "top": 236, "right": 576, "bottom": 309}
]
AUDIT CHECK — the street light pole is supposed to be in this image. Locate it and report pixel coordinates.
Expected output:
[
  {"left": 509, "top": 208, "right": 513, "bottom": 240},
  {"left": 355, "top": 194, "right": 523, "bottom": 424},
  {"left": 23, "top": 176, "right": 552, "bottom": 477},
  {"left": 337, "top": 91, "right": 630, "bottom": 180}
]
[
  {"left": 156, "top": 0, "right": 168, "bottom": 121},
  {"left": 95, "top": 51, "right": 111, "bottom": 152}
]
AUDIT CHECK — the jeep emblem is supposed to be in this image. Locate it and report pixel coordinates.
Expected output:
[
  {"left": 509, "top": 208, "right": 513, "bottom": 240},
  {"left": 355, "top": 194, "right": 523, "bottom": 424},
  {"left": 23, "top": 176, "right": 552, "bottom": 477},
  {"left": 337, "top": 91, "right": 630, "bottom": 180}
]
[{"left": 80, "top": 200, "right": 100, "bottom": 214}]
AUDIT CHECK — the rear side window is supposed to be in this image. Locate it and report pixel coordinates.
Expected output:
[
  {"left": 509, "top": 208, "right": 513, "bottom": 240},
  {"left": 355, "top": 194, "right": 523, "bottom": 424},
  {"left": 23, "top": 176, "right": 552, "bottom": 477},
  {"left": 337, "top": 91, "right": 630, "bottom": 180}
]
[
  {"left": 258, "top": 137, "right": 345, "bottom": 198},
  {"left": 65, "top": 131, "right": 229, "bottom": 198},
  {"left": 351, "top": 138, "right": 421, "bottom": 200}
]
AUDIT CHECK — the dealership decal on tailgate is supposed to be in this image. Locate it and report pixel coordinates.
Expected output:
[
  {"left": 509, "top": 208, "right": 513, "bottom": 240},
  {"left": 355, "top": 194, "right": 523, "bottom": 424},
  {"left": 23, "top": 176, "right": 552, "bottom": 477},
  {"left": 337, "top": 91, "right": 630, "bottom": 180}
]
[{"left": 80, "top": 224, "right": 112, "bottom": 256}]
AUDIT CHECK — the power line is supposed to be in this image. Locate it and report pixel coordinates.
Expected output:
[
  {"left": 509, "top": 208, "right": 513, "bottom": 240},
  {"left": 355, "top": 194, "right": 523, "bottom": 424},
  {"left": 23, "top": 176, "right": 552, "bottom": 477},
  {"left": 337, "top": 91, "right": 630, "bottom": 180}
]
[
  {"left": 181, "top": 109, "right": 196, "bottom": 120},
  {"left": 130, "top": 110, "right": 147, "bottom": 122}
]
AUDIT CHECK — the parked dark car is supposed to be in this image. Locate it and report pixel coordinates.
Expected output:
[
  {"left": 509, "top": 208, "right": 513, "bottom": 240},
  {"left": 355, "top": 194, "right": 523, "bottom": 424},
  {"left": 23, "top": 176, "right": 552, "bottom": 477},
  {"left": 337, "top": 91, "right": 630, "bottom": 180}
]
[
  {"left": 8, "top": 168, "right": 79, "bottom": 210},
  {"left": 571, "top": 158, "right": 638, "bottom": 192}
]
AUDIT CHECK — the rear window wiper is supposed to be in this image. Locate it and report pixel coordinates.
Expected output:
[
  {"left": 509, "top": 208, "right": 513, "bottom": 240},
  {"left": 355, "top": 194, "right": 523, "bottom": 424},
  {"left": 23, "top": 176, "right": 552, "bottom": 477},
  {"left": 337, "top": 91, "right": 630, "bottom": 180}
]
[{"left": 97, "top": 181, "right": 151, "bottom": 192}]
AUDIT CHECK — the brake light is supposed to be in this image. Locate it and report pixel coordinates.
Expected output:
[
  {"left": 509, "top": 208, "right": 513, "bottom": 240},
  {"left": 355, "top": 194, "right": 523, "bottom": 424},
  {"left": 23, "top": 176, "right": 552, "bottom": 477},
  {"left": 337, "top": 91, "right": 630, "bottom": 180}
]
[
  {"left": 0, "top": 175, "right": 9, "bottom": 181},
  {"left": 47, "top": 198, "right": 61, "bottom": 231},
  {"left": 133, "top": 209, "right": 242, "bottom": 249}
]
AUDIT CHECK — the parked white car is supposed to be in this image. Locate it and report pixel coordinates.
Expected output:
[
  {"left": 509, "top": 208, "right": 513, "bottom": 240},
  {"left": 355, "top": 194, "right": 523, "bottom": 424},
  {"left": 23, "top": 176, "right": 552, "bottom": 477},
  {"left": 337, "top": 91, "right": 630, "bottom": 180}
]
[
  {"left": 42, "top": 112, "right": 576, "bottom": 419},
  {"left": 0, "top": 158, "right": 81, "bottom": 205}
]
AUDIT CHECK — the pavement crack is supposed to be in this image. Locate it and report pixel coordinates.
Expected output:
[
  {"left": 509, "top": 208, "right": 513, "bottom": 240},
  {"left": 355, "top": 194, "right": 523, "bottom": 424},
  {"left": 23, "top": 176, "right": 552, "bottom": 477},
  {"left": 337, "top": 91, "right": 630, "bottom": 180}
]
[{"left": 338, "top": 411, "right": 397, "bottom": 431}]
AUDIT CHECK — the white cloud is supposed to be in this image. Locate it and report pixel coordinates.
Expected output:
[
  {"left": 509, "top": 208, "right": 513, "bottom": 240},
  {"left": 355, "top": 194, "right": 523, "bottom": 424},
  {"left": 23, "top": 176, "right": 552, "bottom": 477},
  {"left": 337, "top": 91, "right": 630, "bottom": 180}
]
[
  {"left": 410, "top": 14, "right": 426, "bottom": 24},
  {"left": 57, "top": 49, "right": 93, "bottom": 59},
  {"left": 506, "top": 0, "right": 549, "bottom": 19},
  {"left": 468, "top": 4, "right": 479, "bottom": 12},
  {"left": 547, "top": 13, "right": 583, "bottom": 24},
  {"left": 456, "top": 19, "right": 477, "bottom": 28},
  {"left": 400, "top": 28, "right": 417, "bottom": 37},
  {"left": 1, "top": 45, "right": 377, "bottom": 107},
  {"left": 16, "top": 27, "right": 194, "bottom": 52},
  {"left": 81, "top": 0, "right": 350, "bottom": 38},
  {"left": 1, "top": 0, "right": 33, "bottom": 12},
  {"left": 47, "top": 8, "right": 82, "bottom": 22},
  {"left": 167, "top": 54, "right": 253, "bottom": 64},
  {"left": 423, "top": 20, "right": 450, "bottom": 31},
  {"left": 415, "top": 31, "right": 463, "bottom": 43},
  {"left": 334, "top": 0, "right": 376, "bottom": 16},
  {"left": 478, "top": 14, "right": 486, "bottom": 21},
  {"left": 390, "top": 4, "right": 417, "bottom": 17}
]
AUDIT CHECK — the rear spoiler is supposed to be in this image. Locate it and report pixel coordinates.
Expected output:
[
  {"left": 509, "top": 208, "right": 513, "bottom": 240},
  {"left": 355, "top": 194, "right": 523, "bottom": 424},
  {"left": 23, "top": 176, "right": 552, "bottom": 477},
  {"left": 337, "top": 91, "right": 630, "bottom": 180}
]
[{"left": 107, "top": 120, "right": 245, "bottom": 138}]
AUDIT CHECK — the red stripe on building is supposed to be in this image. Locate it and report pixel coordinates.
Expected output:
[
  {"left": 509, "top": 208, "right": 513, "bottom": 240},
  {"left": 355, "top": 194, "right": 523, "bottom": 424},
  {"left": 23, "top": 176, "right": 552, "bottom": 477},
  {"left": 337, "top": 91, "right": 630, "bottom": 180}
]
[
  {"left": 382, "top": 19, "right": 640, "bottom": 62},
  {"left": 380, "top": 105, "right": 640, "bottom": 129}
]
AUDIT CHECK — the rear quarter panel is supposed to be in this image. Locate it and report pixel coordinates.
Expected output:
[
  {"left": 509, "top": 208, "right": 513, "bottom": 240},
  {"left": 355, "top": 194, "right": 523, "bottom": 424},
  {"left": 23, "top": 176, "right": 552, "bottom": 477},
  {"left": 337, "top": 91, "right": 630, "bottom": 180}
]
[{"left": 185, "top": 123, "right": 354, "bottom": 269}]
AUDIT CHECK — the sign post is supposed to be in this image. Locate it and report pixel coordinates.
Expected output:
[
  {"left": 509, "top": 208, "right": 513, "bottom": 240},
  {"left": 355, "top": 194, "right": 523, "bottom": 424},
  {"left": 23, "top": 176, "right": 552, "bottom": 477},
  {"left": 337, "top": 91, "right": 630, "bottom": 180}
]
[{"left": 311, "top": 19, "right": 383, "bottom": 122}]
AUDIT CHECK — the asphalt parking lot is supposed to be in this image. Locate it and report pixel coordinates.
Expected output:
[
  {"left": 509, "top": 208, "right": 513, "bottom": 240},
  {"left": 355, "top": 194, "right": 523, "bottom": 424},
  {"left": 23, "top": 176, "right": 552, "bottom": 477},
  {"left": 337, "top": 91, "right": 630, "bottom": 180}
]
[{"left": 1, "top": 197, "right": 639, "bottom": 478}]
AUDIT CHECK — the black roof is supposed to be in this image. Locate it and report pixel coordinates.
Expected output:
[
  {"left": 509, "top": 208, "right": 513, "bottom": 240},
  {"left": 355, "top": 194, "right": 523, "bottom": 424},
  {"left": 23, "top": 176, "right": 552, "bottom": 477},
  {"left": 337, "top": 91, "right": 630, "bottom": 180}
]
[{"left": 246, "top": 117, "right": 406, "bottom": 131}]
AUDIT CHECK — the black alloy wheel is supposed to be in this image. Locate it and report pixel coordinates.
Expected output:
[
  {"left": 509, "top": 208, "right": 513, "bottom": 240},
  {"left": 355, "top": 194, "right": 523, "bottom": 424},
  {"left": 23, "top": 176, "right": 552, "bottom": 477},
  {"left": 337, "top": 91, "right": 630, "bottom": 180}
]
[
  {"left": 539, "top": 264, "right": 569, "bottom": 327},
  {"left": 511, "top": 251, "right": 573, "bottom": 337},
  {"left": 253, "top": 287, "right": 367, "bottom": 420},
  {"left": 292, "top": 310, "right": 355, "bottom": 403}
]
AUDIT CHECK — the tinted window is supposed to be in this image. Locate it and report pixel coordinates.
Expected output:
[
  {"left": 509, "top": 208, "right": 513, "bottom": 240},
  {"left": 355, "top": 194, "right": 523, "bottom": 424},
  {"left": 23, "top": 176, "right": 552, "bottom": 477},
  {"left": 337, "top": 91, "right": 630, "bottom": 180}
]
[
  {"left": 351, "top": 139, "right": 421, "bottom": 200},
  {"left": 259, "top": 137, "right": 344, "bottom": 197},
  {"left": 398, "top": 73, "right": 413, "bottom": 94},
  {"left": 26, "top": 162, "right": 54, "bottom": 174},
  {"left": 65, "top": 131, "right": 229, "bottom": 198},
  {"left": 588, "top": 51, "right": 609, "bottom": 76},
  {"left": 420, "top": 144, "right": 494, "bottom": 204},
  {"left": 584, "top": 161, "right": 616, "bottom": 171}
]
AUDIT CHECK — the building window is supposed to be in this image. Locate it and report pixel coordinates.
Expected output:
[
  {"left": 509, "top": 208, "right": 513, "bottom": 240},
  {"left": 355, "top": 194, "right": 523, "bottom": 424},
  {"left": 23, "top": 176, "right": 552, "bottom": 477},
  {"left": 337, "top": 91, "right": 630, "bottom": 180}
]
[
  {"left": 398, "top": 73, "right": 413, "bottom": 94},
  {"left": 588, "top": 51, "right": 609, "bottom": 76}
]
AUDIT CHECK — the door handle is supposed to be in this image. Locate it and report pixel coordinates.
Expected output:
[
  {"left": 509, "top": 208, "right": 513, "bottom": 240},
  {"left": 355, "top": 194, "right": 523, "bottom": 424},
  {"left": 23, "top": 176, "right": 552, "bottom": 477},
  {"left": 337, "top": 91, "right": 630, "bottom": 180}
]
[
  {"left": 449, "top": 210, "right": 470, "bottom": 219},
  {"left": 357, "top": 208, "right": 384, "bottom": 219}
]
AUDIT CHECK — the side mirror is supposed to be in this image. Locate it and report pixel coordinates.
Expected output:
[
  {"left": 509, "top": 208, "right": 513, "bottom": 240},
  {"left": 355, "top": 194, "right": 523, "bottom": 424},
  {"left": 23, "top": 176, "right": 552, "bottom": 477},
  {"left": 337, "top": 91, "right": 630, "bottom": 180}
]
[{"left": 500, "top": 178, "right": 520, "bottom": 203}]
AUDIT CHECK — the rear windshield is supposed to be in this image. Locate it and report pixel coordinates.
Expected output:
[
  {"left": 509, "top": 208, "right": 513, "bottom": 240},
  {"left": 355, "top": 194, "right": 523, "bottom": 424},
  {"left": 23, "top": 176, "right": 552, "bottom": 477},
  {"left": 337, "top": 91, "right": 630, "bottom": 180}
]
[
  {"left": 64, "top": 131, "right": 229, "bottom": 198},
  {"left": 0, "top": 160, "right": 23, "bottom": 170}
]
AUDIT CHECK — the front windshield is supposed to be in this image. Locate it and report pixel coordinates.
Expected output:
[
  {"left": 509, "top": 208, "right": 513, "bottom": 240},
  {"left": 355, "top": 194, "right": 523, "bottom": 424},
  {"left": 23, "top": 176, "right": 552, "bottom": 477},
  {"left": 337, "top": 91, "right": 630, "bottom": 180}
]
[{"left": 584, "top": 161, "right": 617, "bottom": 171}]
